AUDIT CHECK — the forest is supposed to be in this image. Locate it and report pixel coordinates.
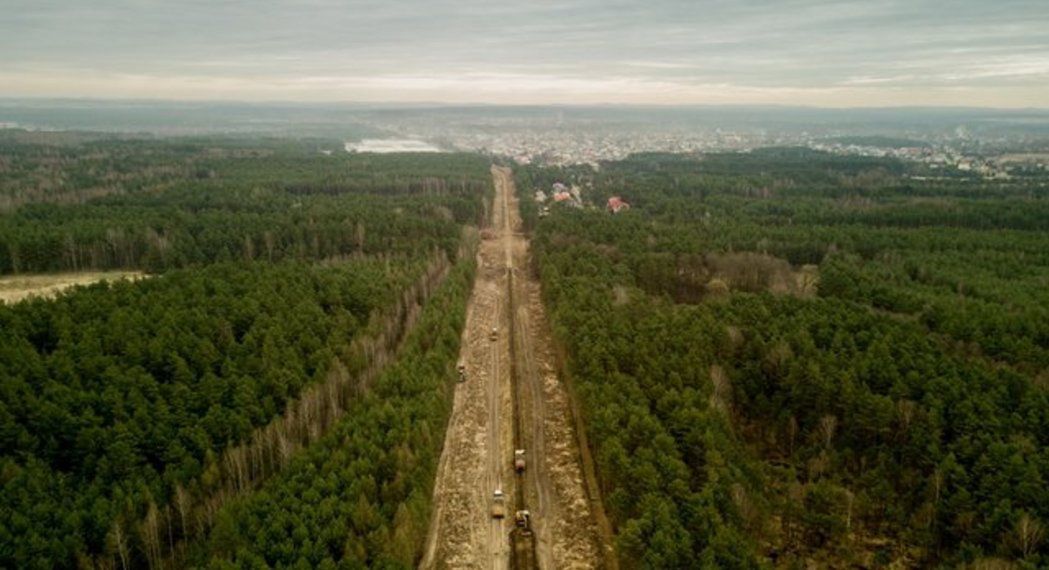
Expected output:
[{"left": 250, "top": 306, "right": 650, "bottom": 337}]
[
  {"left": 192, "top": 253, "right": 474, "bottom": 569},
  {"left": 521, "top": 149, "right": 1049, "bottom": 568},
  {"left": 6, "top": 129, "right": 1049, "bottom": 568},
  {"left": 0, "top": 132, "right": 490, "bottom": 569},
  {"left": 0, "top": 132, "right": 489, "bottom": 274}
]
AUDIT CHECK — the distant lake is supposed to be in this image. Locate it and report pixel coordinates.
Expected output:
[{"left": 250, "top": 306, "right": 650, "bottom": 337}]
[{"left": 345, "top": 138, "right": 442, "bottom": 153}]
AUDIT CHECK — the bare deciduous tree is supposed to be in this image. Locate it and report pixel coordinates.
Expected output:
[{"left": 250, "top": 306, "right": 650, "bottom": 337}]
[
  {"left": 819, "top": 415, "right": 838, "bottom": 449},
  {"left": 1012, "top": 513, "right": 1044, "bottom": 558}
]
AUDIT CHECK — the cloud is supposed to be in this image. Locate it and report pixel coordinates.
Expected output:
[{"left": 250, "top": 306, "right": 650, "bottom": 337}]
[{"left": 1, "top": 0, "right": 1047, "bottom": 106}]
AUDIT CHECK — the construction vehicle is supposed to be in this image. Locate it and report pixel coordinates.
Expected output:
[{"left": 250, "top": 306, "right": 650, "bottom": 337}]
[
  {"left": 457, "top": 361, "right": 466, "bottom": 382},
  {"left": 491, "top": 489, "right": 507, "bottom": 518},
  {"left": 514, "top": 449, "right": 526, "bottom": 473},
  {"left": 510, "top": 510, "right": 537, "bottom": 568},
  {"left": 489, "top": 327, "right": 498, "bottom": 341},
  {"left": 514, "top": 510, "right": 531, "bottom": 530}
]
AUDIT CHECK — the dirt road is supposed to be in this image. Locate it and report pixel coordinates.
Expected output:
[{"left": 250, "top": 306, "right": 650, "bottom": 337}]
[{"left": 422, "top": 166, "right": 607, "bottom": 569}]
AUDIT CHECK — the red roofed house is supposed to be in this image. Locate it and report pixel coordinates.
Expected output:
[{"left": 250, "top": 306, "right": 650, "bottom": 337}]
[{"left": 607, "top": 196, "right": 630, "bottom": 214}]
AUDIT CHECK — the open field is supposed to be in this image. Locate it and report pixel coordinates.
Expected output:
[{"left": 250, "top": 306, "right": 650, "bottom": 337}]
[
  {"left": 344, "top": 138, "right": 442, "bottom": 153},
  {"left": 0, "top": 271, "right": 145, "bottom": 304}
]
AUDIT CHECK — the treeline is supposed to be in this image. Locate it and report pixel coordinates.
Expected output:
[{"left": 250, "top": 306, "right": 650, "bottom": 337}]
[
  {"left": 0, "top": 256, "right": 436, "bottom": 567},
  {"left": 521, "top": 151, "right": 1049, "bottom": 371},
  {"left": 189, "top": 253, "right": 474, "bottom": 568},
  {"left": 0, "top": 135, "right": 491, "bottom": 274},
  {"left": 0, "top": 135, "right": 491, "bottom": 568},
  {"left": 1, "top": 192, "right": 470, "bottom": 274},
  {"left": 523, "top": 150, "right": 1049, "bottom": 567},
  {"left": 0, "top": 131, "right": 310, "bottom": 212}
]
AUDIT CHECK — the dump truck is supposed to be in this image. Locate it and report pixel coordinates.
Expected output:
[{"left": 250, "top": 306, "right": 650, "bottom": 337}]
[
  {"left": 510, "top": 510, "right": 537, "bottom": 568},
  {"left": 515, "top": 510, "right": 531, "bottom": 530},
  {"left": 514, "top": 449, "right": 526, "bottom": 473},
  {"left": 457, "top": 361, "right": 466, "bottom": 382}
]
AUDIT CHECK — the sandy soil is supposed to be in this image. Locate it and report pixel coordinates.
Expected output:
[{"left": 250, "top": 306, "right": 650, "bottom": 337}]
[
  {"left": 422, "top": 166, "right": 606, "bottom": 569},
  {"left": 503, "top": 167, "right": 603, "bottom": 570},
  {"left": 0, "top": 271, "right": 145, "bottom": 304},
  {"left": 422, "top": 166, "right": 516, "bottom": 569}
]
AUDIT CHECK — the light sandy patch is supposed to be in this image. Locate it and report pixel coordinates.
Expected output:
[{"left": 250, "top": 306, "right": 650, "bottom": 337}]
[{"left": 0, "top": 271, "right": 146, "bottom": 304}]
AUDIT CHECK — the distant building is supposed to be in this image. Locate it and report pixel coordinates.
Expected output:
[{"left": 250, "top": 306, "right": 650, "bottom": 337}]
[{"left": 607, "top": 196, "right": 630, "bottom": 214}]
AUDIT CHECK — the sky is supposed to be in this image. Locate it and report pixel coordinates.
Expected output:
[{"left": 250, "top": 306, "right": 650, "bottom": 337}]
[{"left": 2, "top": 0, "right": 1048, "bottom": 107}]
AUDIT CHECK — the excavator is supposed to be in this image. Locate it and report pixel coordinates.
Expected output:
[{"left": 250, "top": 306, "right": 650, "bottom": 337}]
[{"left": 510, "top": 509, "right": 536, "bottom": 568}]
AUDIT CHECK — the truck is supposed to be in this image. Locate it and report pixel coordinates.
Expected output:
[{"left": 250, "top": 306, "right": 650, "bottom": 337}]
[
  {"left": 514, "top": 449, "right": 526, "bottom": 473},
  {"left": 514, "top": 510, "right": 531, "bottom": 530},
  {"left": 510, "top": 510, "right": 537, "bottom": 568},
  {"left": 457, "top": 361, "right": 466, "bottom": 382},
  {"left": 491, "top": 489, "right": 507, "bottom": 518},
  {"left": 489, "top": 327, "right": 498, "bottom": 341}
]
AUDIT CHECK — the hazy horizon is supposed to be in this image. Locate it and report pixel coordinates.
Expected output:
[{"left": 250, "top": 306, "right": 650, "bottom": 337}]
[
  {"left": 3, "top": 0, "right": 1048, "bottom": 108},
  {"left": 6, "top": 97, "right": 1049, "bottom": 111}
]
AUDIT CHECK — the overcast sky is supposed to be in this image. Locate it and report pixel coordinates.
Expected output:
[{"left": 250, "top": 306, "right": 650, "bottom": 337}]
[{"left": 2, "top": 0, "right": 1047, "bottom": 107}]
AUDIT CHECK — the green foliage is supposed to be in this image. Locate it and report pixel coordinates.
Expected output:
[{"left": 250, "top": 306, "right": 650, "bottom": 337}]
[
  {"left": 0, "top": 134, "right": 490, "bottom": 568},
  {"left": 192, "top": 256, "right": 475, "bottom": 568},
  {"left": 0, "top": 259, "right": 414, "bottom": 566},
  {"left": 0, "top": 136, "right": 491, "bottom": 274},
  {"left": 524, "top": 150, "right": 1049, "bottom": 567}
]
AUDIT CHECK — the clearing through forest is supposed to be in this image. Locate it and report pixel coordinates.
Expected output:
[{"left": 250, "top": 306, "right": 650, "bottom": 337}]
[{"left": 422, "top": 166, "right": 610, "bottom": 569}]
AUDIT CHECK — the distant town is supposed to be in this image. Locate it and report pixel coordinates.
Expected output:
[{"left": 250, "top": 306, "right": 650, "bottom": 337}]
[
  {"left": 358, "top": 110, "right": 1049, "bottom": 180},
  {"left": 3, "top": 100, "right": 1048, "bottom": 180}
]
